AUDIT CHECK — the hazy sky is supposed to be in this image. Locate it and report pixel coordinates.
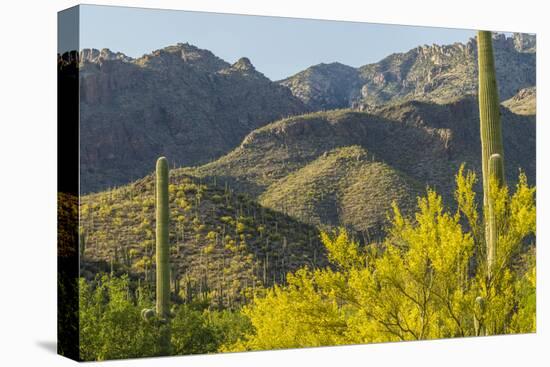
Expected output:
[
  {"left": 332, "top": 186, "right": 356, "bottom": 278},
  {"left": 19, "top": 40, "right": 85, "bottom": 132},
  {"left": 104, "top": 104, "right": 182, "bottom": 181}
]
[{"left": 78, "top": 4, "right": 476, "bottom": 81}]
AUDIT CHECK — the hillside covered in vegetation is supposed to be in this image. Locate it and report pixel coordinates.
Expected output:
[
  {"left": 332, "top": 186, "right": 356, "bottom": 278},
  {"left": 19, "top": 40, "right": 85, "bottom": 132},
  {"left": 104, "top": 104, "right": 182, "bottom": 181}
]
[
  {"left": 80, "top": 173, "right": 327, "bottom": 309},
  {"left": 183, "top": 96, "right": 534, "bottom": 236}
]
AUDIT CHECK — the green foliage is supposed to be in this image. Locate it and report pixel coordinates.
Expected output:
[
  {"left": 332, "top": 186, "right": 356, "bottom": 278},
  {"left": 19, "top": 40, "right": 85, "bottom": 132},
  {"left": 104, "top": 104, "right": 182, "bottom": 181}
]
[
  {"left": 79, "top": 275, "right": 251, "bottom": 361},
  {"left": 79, "top": 275, "right": 159, "bottom": 360},
  {"left": 510, "top": 249, "right": 536, "bottom": 333},
  {"left": 230, "top": 168, "right": 535, "bottom": 350},
  {"left": 233, "top": 268, "right": 349, "bottom": 351}
]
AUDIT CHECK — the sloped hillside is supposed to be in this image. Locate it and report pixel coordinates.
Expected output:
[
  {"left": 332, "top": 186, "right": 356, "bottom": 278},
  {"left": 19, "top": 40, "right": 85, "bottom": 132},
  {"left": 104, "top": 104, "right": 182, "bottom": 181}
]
[
  {"left": 259, "top": 146, "right": 423, "bottom": 239},
  {"left": 183, "top": 97, "right": 535, "bottom": 235},
  {"left": 80, "top": 173, "right": 327, "bottom": 308}
]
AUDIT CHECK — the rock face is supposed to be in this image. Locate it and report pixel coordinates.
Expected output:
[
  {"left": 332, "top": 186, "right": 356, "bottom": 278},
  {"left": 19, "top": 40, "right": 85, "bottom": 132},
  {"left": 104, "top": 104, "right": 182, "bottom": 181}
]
[
  {"left": 77, "top": 43, "right": 308, "bottom": 193},
  {"left": 280, "top": 33, "right": 536, "bottom": 110}
]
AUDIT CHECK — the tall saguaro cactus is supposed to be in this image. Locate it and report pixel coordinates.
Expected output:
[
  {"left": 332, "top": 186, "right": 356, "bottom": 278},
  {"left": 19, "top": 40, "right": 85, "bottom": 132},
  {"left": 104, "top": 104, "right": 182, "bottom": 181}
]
[
  {"left": 156, "top": 156, "right": 171, "bottom": 354},
  {"left": 477, "top": 30, "right": 506, "bottom": 280},
  {"left": 142, "top": 157, "right": 171, "bottom": 355},
  {"left": 156, "top": 157, "right": 170, "bottom": 324}
]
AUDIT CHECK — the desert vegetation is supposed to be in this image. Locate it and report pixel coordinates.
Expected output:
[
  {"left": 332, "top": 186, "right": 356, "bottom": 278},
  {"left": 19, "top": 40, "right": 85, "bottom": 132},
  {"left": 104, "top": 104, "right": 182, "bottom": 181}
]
[{"left": 66, "top": 31, "right": 536, "bottom": 360}]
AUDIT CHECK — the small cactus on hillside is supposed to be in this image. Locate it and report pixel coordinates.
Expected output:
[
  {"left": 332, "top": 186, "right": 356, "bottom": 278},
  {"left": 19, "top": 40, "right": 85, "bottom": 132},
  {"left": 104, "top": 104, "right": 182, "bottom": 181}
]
[{"left": 79, "top": 227, "right": 86, "bottom": 258}]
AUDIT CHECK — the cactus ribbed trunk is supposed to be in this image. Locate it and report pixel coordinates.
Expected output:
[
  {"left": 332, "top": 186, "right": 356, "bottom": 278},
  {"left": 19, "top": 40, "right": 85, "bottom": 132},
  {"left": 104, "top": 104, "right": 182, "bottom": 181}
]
[
  {"left": 155, "top": 156, "right": 171, "bottom": 354},
  {"left": 487, "top": 154, "right": 503, "bottom": 280},
  {"left": 477, "top": 30, "right": 505, "bottom": 280}
]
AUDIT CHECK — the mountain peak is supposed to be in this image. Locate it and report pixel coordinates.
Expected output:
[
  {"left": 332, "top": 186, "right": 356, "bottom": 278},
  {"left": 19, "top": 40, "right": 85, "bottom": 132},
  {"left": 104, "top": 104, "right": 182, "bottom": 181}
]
[
  {"left": 232, "top": 57, "right": 255, "bottom": 71},
  {"left": 279, "top": 62, "right": 361, "bottom": 110},
  {"left": 137, "top": 42, "right": 229, "bottom": 72}
]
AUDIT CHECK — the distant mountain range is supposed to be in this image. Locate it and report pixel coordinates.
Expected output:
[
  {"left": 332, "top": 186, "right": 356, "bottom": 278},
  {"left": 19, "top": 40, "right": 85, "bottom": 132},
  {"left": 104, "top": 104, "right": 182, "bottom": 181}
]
[{"left": 280, "top": 33, "right": 535, "bottom": 110}]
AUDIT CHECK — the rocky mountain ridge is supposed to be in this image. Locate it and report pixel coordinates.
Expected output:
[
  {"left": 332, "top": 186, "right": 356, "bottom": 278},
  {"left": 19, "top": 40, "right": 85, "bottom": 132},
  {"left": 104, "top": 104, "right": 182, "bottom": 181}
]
[
  {"left": 280, "top": 33, "right": 536, "bottom": 110},
  {"left": 76, "top": 43, "right": 308, "bottom": 193}
]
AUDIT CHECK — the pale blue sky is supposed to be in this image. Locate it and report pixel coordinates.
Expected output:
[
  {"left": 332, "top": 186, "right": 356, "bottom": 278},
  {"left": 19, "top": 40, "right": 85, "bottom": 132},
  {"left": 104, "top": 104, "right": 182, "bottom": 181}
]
[{"left": 78, "top": 4, "right": 476, "bottom": 81}]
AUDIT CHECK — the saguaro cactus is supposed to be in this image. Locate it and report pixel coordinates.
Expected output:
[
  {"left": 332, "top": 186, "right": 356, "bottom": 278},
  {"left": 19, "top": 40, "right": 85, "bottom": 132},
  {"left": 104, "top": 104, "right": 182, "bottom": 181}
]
[
  {"left": 477, "top": 30, "right": 506, "bottom": 279},
  {"left": 156, "top": 156, "right": 171, "bottom": 354},
  {"left": 156, "top": 157, "right": 170, "bottom": 322},
  {"left": 142, "top": 157, "right": 171, "bottom": 355}
]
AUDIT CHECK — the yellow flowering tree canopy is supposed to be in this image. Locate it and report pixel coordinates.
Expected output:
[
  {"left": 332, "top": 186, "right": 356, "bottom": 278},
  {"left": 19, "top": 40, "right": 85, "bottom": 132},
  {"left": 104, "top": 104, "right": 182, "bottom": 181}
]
[{"left": 230, "top": 167, "right": 536, "bottom": 351}]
